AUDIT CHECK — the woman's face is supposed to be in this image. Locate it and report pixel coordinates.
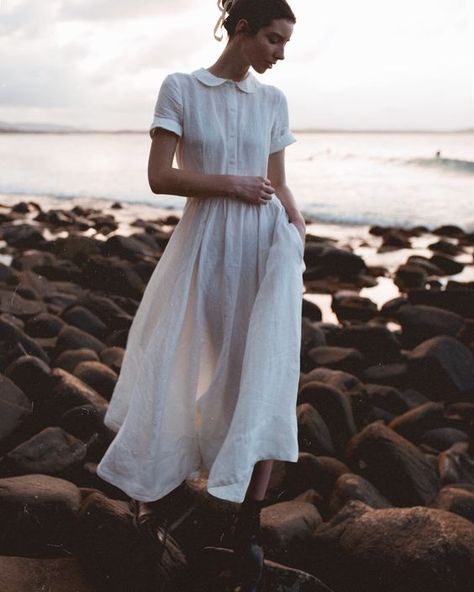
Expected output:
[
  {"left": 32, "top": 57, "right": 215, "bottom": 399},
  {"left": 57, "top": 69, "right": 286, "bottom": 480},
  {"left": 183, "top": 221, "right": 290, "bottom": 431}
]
[{"left": 240, "top": 18, "right": 294, "bottom": 74}]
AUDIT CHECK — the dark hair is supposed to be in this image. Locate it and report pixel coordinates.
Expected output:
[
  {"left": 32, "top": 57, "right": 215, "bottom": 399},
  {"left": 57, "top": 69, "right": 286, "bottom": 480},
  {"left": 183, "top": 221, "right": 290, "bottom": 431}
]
[{"left": 224, "top": 0, "right": 296, "bottom": 38}]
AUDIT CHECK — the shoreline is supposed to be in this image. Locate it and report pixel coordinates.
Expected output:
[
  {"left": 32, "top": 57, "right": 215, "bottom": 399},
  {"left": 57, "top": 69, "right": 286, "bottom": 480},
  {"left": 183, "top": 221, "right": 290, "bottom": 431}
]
[{"left": 2, "top": 191, "right": 473, "bottom": 325}]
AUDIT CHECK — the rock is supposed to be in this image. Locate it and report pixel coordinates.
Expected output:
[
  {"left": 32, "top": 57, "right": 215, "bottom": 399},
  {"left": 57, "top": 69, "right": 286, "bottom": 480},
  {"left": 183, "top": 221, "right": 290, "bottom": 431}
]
[
  {"left": 260, "top": 500, "right": 323, "bottom": 567},
  {"left": 439, "top": 441, "right": 474, "bottom": 486},
  {"left": 430, "top": 254, "right": 464, "bottom": 275},
  {"left": 3, "top": 355, "right": 52, "bottom": 397},
  {"left": 407, "top": 288, "right": 474, "bottom": 319},
  {"left": 188, "top": 545, "right": 334, "bottom": 592},
  {"left": 364, "top": 383, "right": 410, "bottom": 415},
  {"left": 55, "top": 348, "right": 100, "bottom": 374},
  {"left": 394, "top": 303, "right": 465, "bottom": 346},
  {"left": 74, "top": 490, "right": 188, "bottom": 592},
  {"left": 297, "top": 403, "right": 336, "bottom": 457},
  {"left": 101, "top": 234, "right": 158, "bottom": 260},
  {"left": 362, "top": 362, "right": 410, "bottom": 389},
  {"left": 80, "top": 255, "right": 145, "bottom": 299},
  {"left": 25, "top": 312, "right": 67, "bottom": 337},
  {"left": 310, "top": 500, "right": 474, "bottom": 592},
  {"left": 0, "top": 374, "right": 32, "bottom": 443},
  {"left": 430, "top": 485, "right": 474, "bottom": 523},
  {"left": 302, "top": 299, "right": 323, "bottom": 321},
  {"left": 406, "top": 255, "right": 445, "bottom": 276},
  {"left": 420, "top": 427, "right": 470, "bottom": 452},
  {"left": 378, "top": 229, "right": 411, "bottom": 250},
  {"left": 99, "top": 346, "right": 124, "bottom": 373},
  {"left": 394, "top": 263, "right": 427, "bottom": 290},
  {"left": 388, "top": 402, "right": 446, "bottom": 443},
  {"left": 59, "top": 404, "right": 106, "bottom": 442},
  {"left": 328, "top": 472, "right": 392, "bottom": 516},
  {"left": 307, "top": 346, "right": 365, "bottom": 375},
  {"left": 407, "top": 335, "right": 474, "bottom": 401},
  {"left": 55, "top": 325, "right": 107, "bottom": 356},
  {"left": 284, "top": 452, "right": 351, "bottom": 503},
  {"left": 326, "top": 323, "right": 401, "bottom": 364},
  {"left": 50, "top": 234, "right": 102, "bottom": 260},
  {"left": 2, "top": 223, "right": 46, "bottom": 249},
  {"left": 73, "top": 360, "right": 117, "bottom": 400},
  {"left": 0, "top": 474, "right": 81, "bottom": 556},
  {"left": 0, "top": 426, "right": 88, "bottom": 478},
  {"left": 2, "top": 547, "right": 97, "bottom": 590},
  {"left": 297, "top": 381, "right": 357, "bottom": 456},
  {"left": 0, "top": 315, "right": 50, "bottom": 364},
  {"left": 332, "top": 290, "right": 378, "bottom": 322},
  {"left": 428, "top": 239, "right": 464, "bottom": 256},
  {"left": 61, "top": 305, "right": 108, "bottom": 340},
  {"left": 433, "top": 225, "right": 466, "bottom": 238},
  {"left": 305, "top": 245, "right": 367, "bottom": 280},
  {"left": 345, "top": 421, "right": 440, "bottom": 506}
]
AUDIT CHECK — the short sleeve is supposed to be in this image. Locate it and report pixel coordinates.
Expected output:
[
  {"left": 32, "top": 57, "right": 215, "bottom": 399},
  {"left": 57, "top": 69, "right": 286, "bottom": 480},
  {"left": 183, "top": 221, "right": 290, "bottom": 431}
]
[
  {"left": 149, "top": 74, "right": 183, "bottom": 139},
  {"left": 269, "top": 89, "right": 296, "bottom": 154}
]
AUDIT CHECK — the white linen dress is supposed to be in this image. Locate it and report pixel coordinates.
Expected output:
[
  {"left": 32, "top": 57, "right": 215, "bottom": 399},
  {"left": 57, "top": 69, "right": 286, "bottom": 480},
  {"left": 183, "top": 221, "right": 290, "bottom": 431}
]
[{"left": 96, "top": 67, "right": 306, "bottom": 504}]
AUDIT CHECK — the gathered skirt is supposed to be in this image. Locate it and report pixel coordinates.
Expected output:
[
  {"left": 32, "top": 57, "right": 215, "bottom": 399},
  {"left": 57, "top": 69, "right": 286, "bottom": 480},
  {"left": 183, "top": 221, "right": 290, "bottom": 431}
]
[{"left": 96, "top": 193, "right": 306, "bottom": 503}]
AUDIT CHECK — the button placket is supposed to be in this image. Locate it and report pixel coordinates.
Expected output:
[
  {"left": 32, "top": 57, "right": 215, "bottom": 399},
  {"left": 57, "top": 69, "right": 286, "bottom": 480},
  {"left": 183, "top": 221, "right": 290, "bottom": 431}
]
[{"left": 228, "top": 86, "right": 238, "bottom": 173}]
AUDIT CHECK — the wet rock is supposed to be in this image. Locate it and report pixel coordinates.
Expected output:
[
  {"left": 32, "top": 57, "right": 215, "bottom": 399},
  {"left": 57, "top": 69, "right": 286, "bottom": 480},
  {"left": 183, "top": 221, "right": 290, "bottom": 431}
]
[
  {"left": 364, "top": 383, "right": 410, "bottom": 415},
  {"left": 332, "top": 290, "right": 378, "bottom": 322},
  {"left": 406, "top": 255, "right": 445, "bottom": 276},
  {"left": 430, "top": 485, "right": 474, "bottom": 523},
  {"left": 101, "top": 234, "right": 158, "bottom": 260},
  {"left": 2, "top": 223, "right": 46, "bottom": 249},
  {"left": 0, "top": 473, "right": 81, "bottom": 556},
  {"left": 0, "top": 287, "right": 47, "bottom": 318},
  {"left": 50, "top": 234, "right": 102, "bottom": 260},
  {"left": 325, "top": 323, "right": 400, "bottom": 364},
  {"left": 0, "top": 556, "right": 95, "bottom": 591},
  {"left": 0, "top": 315, "right": 50, "bottom": 364},
  {"left": 80, "top": 255, "right": 145, "bottom": 299},
  {"left": 0, "top": 374, "right": 32, "bottom": 442},
  {"left": 99, "top": 346, "right": 124, "bottom": 373},
  {"left": 55, "top": 348, "right": 100, "bottom": 374},
  {"left": 302, "top": 299, "right": 323, "bottom": 321},
  {"left": 388, "top": 402, "right": 446, "bottom": 443},
  {"left": 307, "top": 345, "right": 365, "bottom": 375},
  {"left": 394, "top": 263, "right": 427, "bottom": 290},
  {"left": 61, "top": 305, "right": 108, "bottom": 340},
  {"left": 73, "top": 360, "right": 117, "bottom": 400},
  {"left": 420, "top": 427, "right": 470, "bottom": 452},
  {"left": 407, "top": 335, "right": 474, "bottom": 401},
  {"left": 310, "top": 500, "right": 474, "bottom": 592},
  {"left": 430, "top": 253, "right": 464, "bottom": 275},
  {"left": 394, "top": 303, "right": 465, "bottom": 346},
  {"left": 439, "top": 441, "right": 474, "bottom": 485},
  {"left": 407, "top": 287, "right": 474, "bottom": 319},
  {"left": 362, "top": 362, "right": 410, "bottom": 389},
  {"left": 433, "top": 225, "right": 466, "bottom": 238},
  {"left": 55, "top": 325, "right": 107, "bottom": 356},
  {"left": 25, "top": 311, "right": 67, "bottom": 337},
  {"left": 0, "top": 426, "right": 88, "bottom": 478},
  {"left": 346, "top": 421, "right": 440, "bottom": 506},
  {"left": 285, "top": 452, "right": 351, "bottom": 502},
  {"left": 296, "top": 403, "right": 336, "bottom": 457},
  {"left": 297, "top": 381, "right": 357, "bottom": 456},
  {"left": 328, "top": 472, "right": 392, "bottom": 516},
  {"left": 261, "top": 500, "right": 323, "bottom": 567},
  {"left": 428, "top": 239, "right": 464, "bottom": 256}
]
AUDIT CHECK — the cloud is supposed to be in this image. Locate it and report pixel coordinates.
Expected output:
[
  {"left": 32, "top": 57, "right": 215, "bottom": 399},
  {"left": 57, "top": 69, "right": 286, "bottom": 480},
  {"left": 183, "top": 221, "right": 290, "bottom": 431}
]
[{"left": 58, "top": 0, "right": 192, "bottom": 21}]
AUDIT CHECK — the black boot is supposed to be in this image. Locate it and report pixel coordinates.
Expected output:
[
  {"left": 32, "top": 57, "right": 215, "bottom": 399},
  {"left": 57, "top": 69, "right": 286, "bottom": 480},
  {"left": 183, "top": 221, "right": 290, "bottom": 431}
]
[{"left": 231, "top": 496, "right": 266, "bottom": 592}]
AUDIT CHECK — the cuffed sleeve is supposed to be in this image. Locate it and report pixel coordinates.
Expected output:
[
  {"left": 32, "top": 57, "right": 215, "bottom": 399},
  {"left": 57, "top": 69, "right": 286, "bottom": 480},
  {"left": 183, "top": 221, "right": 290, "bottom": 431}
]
[
  {"left": 269, "top": 89, "right": 296, "bottom": 154},
  {"left": 149, "top": 74, "right": 183, "bottom": 139}
]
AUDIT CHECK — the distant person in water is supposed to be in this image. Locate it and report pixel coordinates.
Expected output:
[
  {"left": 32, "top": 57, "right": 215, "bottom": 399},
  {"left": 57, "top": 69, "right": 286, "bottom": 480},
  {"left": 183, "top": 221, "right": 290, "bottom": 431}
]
[{"left": 436, "top": 150, "right": 441, "bottom": 158}]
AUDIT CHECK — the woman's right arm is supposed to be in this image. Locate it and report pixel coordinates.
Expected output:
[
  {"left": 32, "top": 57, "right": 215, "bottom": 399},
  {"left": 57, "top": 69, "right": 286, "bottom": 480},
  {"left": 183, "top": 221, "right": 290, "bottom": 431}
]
[{"left": 148, "top": 128, "right": 275, "bottom": 205}]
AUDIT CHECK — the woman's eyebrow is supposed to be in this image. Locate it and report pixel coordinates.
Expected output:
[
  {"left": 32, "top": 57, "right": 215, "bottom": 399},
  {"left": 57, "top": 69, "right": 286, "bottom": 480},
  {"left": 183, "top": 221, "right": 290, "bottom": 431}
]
[{"left": 269, "top": 32, "right": 291, "bottom": 41}]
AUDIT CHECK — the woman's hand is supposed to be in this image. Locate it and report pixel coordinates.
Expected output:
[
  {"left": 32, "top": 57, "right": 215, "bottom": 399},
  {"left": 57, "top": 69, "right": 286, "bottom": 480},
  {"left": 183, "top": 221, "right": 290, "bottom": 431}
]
[
  {"left": 229, "top": 176, "right": 275, "bottom": 205},
  {"left": 288, "top": 210, "right": 306, "bottom": 245}
]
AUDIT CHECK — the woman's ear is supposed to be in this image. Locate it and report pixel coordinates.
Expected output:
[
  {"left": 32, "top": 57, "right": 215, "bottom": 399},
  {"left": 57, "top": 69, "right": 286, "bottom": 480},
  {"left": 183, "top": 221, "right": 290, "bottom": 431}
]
[{"left": 234, "top": 18, "right": 250, "bottom": 35}]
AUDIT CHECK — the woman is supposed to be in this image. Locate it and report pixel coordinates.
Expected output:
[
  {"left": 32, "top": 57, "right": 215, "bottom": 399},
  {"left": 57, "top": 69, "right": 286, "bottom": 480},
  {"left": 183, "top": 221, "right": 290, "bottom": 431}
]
[{"left": 96, "top": 0, "right": 304, "bottom": 589}]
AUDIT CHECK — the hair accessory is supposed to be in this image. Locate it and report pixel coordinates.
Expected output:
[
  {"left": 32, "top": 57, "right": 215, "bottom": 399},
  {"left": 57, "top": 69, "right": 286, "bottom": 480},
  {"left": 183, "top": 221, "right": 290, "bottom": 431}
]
[{"left": 214, "top": 0, "right": 235, "bottom": 42}]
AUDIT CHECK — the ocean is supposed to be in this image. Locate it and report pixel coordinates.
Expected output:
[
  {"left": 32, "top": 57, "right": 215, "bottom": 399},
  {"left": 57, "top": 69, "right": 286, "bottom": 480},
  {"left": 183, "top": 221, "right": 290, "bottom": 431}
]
[{"left": 0, "top": 131, "right": 473, "bottom": 231}]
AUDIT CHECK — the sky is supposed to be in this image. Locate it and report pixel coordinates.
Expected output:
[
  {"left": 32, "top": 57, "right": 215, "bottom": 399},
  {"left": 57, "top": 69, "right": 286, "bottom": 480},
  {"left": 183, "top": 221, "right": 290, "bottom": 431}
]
[{"left": 1, "top": 0, "right": 473, "bottom": 131}]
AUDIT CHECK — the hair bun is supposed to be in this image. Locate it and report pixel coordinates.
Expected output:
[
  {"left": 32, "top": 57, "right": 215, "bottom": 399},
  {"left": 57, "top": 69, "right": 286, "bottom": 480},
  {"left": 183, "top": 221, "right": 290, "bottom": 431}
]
[{"left": 214, "top": 0, "right": 237, "bottom": 42}]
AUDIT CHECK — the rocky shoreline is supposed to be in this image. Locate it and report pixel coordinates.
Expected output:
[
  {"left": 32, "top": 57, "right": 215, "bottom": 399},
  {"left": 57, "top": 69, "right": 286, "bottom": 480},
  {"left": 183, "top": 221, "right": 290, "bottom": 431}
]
[{"left": 0, "top": 197, "right": 473, "bottom": 591}]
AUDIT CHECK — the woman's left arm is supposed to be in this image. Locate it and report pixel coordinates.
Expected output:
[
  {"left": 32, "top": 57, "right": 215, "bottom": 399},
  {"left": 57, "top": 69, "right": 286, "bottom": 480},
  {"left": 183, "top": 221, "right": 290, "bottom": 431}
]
[{"left": 267, "top": 149, "right": 306, "bottom": 242}]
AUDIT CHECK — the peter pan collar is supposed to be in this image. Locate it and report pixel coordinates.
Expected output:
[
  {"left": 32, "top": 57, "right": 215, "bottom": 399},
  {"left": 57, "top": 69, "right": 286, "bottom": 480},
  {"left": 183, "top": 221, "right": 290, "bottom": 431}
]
[{"left": 192, "top": 67, "right": 257, "bottom": 93}]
